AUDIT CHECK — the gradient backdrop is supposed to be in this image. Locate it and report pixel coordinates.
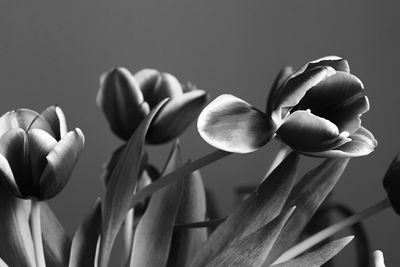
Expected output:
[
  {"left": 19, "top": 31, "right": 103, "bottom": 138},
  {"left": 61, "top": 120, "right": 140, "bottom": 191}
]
[{"left": 1, "top": 1, "right": 399, "bottom": 265}]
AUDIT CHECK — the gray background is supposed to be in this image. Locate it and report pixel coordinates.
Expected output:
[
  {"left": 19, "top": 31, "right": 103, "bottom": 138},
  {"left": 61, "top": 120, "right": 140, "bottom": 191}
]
[{"left": 1, "top": 0, "right": 399, "bottom": 265}]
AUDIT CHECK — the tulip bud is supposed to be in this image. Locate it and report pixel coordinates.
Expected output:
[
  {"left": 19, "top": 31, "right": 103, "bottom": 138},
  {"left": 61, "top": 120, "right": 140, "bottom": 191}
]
[
  {"left": 0, "top": 107, "right": 85, "bottom": 200},
  {"left": 383, "top": 153, "right": 400, "bottom": 214},
  {"left": 97, "top": 67, "right": 151, "bottom": 140}
]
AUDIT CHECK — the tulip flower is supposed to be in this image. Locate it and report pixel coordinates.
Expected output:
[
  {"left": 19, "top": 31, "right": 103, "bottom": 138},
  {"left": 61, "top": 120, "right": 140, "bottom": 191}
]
[
  {"left": 97, "top": 67, "right": 209, "bottom": 144},
  {"left": 0, "top": 106, "right": 85, "bottom": 200},
  {"left": 197, "top": 56, "right": 377, "bottom": 157}
]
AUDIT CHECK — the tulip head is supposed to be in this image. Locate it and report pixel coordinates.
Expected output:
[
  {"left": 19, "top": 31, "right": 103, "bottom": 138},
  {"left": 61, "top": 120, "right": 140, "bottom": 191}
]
[
  {"left": 197, "top": 56, "right": 377, "bottom": 157},
  {"left": 97, "top": 68, "right": 208, "bottom": 144},
  {"left": 0, "top": 106, "right": 85, "bottom": 200},
  {"left": 383, "top": 153, "right": 400, "bottom": 215}
]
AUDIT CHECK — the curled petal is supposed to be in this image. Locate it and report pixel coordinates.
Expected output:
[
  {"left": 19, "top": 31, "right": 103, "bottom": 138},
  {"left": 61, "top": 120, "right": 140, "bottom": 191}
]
[
  {"left": 0, "top": 109, "right": 39, "bottom": 137},
  {"left": 27, "top": 129, "right": 57, "bottom": 191},
  {"left": 148, "top": 90, "right": 209, "bottom": 144},
  {"left": 97, "top": 67, "right": 150, "bottom": 140},
  {"left": 276, "top": 110, "right": 350, "bottom": 153},
  {"left": 305, "top": 127, "right": 377, "bottom": 158},
  {"left": 197, "top": 94, "right": 276, "bottom": 153},
  {"left": 266, "top": 67, "right": 294, "bottom": 115},
  {"left": 273, "top": 66, "right": 336, "bottom": 116},
  {"left": 306, "top": 56, "right": 350, "bottom": 73},
  {"left": 297, "top": 72, "right": 366, "bottom": 134},
  {"left": 0, "top": 129, "right": 30, "bottom": 197},
  {"left": 39, "top": 106, "right": 68, "bottom": 140},
  {"left": 39, "top": 128, "right": 85, "bottom": 200}
]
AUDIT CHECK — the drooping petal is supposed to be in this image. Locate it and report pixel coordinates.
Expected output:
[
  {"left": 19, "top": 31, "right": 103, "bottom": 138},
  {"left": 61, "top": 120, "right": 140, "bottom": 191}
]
[
  {"left": 148, "top": 90, "right": 209, "bottom": 144},
  {"left": 276, "top": 110, "right": 350, "bottom": 153},
  {"left": 145, "top": 72, "right": 184, "bottom": 109},
  {"left": 266, "top": 66, "right": 294, "bottom": 115},
  {"left": 39, "top": 128, "right": 85, "bottom": 200},
  {"left": 27, "top": 129, "right": 57, "bottom": 193},
  {"left": 273, "top": 67, "right": 336, "bottom": 115},
  {"left": 0, "top": 109, "right": 39, "bottom": 137},
  {"left": 306, "top": 56, "right": 350, "bottom": 73},
  {"left": 97, "top": 67, "right": 150, "bottom": 140},
  {"left": 197, "top": 94, "right": 276, "bottom": 153},
  {"left": 0, "top": 128, "right": 30, "bottom": 197},
  {"left": 305, "top": 127, "right": 377, "bottom": 158},
  {"left": 39, "top": 106, "right": 68, "bottom": 140},
  {"left": 296, "top": 72, "right": 367, "bottom": 134}
]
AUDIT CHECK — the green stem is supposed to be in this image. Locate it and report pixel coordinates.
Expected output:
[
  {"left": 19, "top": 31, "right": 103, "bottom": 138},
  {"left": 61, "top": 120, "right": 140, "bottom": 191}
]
[
  {"left": 30, "top": 199, "right": 46, "bottom": 267},
  {"left": 273, "top": 199, "right": 390, "bottom": 264},
  {"left": 121, "top": 209, "right": 134, "bottom": 267},
  {"left": 263, "top": 143, "right": 291, "bottom": 181},
  {"left": 131, "top": 149, "right": 231, "bottom": 208},
  {"left": 174, "top": 218, "right": 226, "bottom": 230}
]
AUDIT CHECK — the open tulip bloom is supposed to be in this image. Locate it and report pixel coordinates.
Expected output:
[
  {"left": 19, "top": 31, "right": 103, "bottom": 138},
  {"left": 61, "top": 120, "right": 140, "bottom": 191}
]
[
  {"left": 1, "top": 56, "right": 399, "bottom": 267},
  {"left": 197, "top": 56, "right": 377, "bottom": 157}
]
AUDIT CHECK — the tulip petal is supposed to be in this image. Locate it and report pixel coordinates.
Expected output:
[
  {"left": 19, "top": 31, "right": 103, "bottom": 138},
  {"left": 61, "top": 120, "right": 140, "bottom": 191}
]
[
  {"left": 97, "top": 67, "right": 150, "bottom": 140},
  {"left": 0, "top": 128, "right": 31, "bottom": 197},
  {"left": 146, "top": 72, "right": 184, "bottom": 109},
  {"left": 0, "top": 153, "right": 20, "bottom": 197},
  {"left": 0, "top": 109, "right": 38, "bottom": 137},
  {"left": 148, "top": 90, "right": 209, "bottom": 144},
  {"left": 39, "top": 106, "right": 68, "bottom": 140},
  {"left": 28, "top": 129, "right": 57, "bottom": 194},
  {"left": 134, "top": 68, "right": 161, "bottom": 101},
  {"left": 266, "top": 67, "right": 294, "bottom": 115},
  {"left": 306, "top": 56, "right": 350, "bottom": 73},
  {"left": 305, "top": 127, "right": 377, "bottom": 158},
  {"left": 197, "top": 94, "right": 276, "bottom": 153},
  {"left": 39, "top": 128, "right": 85, "bottom": 200},
  {"left": 276, "top": 110, "right": 350, "bottom": 152},
  {"left": 296, "top": 72, "right": 367, "bottom": 134},
  {"left": 274, "top": 67, "right": 336, "bottom": 116}
]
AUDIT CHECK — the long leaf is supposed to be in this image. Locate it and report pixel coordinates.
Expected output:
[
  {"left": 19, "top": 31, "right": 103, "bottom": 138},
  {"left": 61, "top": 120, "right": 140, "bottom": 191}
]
[
  {"left": 263, "top": 158, "right": 349, "bottom": 266},
  {"left": 99, "top": 100, "right": 167, "bottom": 267},
  {"left": 207, "top": 207, "right": 295, "bottom": 267},
  {"left": 167, "top": 170, "right": 207, "bottom": 267},
  {"left": 191, "top": 152, "right": 300, "bottom": 267},
  {"left": 69, "top": 198, "right": 102, "bottom": 267},
  {"left": 41, "top": 202, "right": 72, "bottom": 267},
  {"left": 129, "top": 142, "right": 184, "bottom": 267},
  {"left": 272, "top": 236, "right": 354, "bottom": 267},
  {"left": 0, "top": 180, "right": 36, "bottom": 267}
]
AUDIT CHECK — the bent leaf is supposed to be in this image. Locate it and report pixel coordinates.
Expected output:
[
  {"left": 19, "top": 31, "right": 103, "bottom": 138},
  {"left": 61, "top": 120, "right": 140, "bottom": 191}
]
[
  {"left": 129, "top": 142, "right": 184, "bottom": 267},
  {"left": 191, "top": 152, "right": 300, "bottom": 267},
  {"left": 69, "top": 198, "right": 101, "bottom": 267},
  {"left": 167, "top": 170, "right": 207, "bottom": 267},
  {"left": 264, "top": 158, "right": 349, "bottom": 265},
  {"left": 41, "top": 202, "right": 72, "bottom": 267},
  {"left": 99, "top": 100, "right": 168, "bottom": 267},
  {"left": 0, "top": 180, "right": 36, "bottom": 267},
  {"left": 271, "top": 236, "right": 353, "bottom": 267}
]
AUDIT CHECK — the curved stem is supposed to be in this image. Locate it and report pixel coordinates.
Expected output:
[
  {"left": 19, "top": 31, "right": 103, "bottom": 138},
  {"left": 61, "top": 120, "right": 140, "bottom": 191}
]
[
  {"left": 274, "top": 199, "right": 390, "bottom": 264},
  {"left": 131, "top": 149, "right": 231, "bottom": 208},
  {"left": 30, "top": 199, "right": 46, "bottom": 267}
]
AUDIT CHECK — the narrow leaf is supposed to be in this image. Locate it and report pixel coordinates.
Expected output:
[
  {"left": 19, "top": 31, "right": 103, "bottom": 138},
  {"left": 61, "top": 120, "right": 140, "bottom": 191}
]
[
  {"left": 272, "top": 236, "right": 353, "bottom": 267},
  {"left": 207, "top": 207, "right": 295, "bottom": 267},
  {"left": 99, "top": 100, "right": 168, "bottom": 267},
  {"left": 191, "top": 152, "right": 300, "bottom": 267},
  {"left": 0, "top": 180, "right": 36, "bottom": 267},
  {"left": 41, "top": 202, "right": 72, "bottom": 267},
  {"left": 129, "top": 142, "right": 184, "bottom": 267},
  {"left": 167, "top": 170, "right": 208, "bottom": 267},
  {"left": 69, "top": 198, "right": 101, "bottom": 267},
  {"left": 264, "top": 158, "right": 349, "bottom": 265}
]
